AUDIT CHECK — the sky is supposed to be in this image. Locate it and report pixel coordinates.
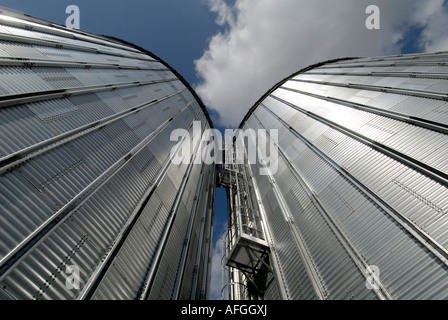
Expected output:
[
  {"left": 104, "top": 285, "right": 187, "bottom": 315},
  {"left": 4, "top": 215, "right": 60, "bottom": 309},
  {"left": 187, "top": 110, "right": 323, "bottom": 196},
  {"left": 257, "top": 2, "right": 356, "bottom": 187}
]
[{"left": 2, "top": 0, "right": 448, "bottom": 300}]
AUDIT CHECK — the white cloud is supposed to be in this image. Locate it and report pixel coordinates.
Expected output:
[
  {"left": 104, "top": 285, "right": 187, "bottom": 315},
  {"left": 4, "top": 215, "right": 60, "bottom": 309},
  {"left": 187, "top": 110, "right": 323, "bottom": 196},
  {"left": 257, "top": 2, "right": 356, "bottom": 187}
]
[
  {"left": 209, "top": 227, "right": 224, "bottom": 300},
  {"left": 416, "top": 1, "right": 448, "bottom": 52},
  {"left": 194, "top": 0, "right": 448, "bottom": 128},
  {"left": 207, "top": 0, "right": 236, "bottom": 27}
]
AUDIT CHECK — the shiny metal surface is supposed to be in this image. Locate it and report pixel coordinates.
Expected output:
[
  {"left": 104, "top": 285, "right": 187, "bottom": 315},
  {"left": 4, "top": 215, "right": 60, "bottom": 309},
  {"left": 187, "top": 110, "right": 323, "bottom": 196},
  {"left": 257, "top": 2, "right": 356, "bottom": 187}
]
[
  {"left": 0, "top": 7, "right": 215, "bottom": 300},
  {"left": 236, "top": 52, "right": 448, "bottom": 299}
]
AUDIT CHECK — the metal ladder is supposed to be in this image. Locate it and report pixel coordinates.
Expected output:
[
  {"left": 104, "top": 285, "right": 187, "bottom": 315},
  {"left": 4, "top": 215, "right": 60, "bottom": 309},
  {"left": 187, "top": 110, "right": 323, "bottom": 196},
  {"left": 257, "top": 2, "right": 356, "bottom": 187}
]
[{"left": 220, "top": 145, "right": 274, "bottom": 300}]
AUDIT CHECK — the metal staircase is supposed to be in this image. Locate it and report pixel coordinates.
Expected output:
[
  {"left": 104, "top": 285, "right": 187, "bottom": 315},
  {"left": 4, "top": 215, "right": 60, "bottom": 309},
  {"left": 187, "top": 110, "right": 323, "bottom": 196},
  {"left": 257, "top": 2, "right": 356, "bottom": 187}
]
[{"left": 219, "top": 144, "right": 274, "bottom": 300}]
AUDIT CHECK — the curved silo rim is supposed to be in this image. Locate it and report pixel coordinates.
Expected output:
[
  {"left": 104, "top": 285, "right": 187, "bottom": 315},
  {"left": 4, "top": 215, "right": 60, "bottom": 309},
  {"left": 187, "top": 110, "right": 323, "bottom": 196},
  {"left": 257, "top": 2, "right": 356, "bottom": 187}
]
[
  {"left": 0, "top": 6, "right": 215, "bottom": 129},
  {"left": 103, "top": 35, "right": 215, "bottom": 130},
  {"left": 237, "top": 57, "right": 359, "bottom": 130}
]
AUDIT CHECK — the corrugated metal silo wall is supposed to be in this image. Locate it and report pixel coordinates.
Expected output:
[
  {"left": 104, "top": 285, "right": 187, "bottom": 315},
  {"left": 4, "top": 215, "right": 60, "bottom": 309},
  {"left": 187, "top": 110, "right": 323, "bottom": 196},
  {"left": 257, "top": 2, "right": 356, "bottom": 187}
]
[
  {"left": 238, "top": 52, "right": 448, "bottom": 300},
  {"left": 0, "top": 8, "right": 215, "bottom": 300}
]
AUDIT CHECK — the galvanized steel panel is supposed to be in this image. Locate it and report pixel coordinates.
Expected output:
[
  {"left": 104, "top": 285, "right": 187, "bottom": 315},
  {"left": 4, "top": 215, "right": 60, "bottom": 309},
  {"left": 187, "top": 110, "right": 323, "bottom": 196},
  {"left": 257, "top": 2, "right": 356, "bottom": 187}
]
[
  {"left": 0, "top": 8, "right": 215, "bottom": 300},
  {"left": 238, "top": 51, "right": 448, "bottom": 300}
]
